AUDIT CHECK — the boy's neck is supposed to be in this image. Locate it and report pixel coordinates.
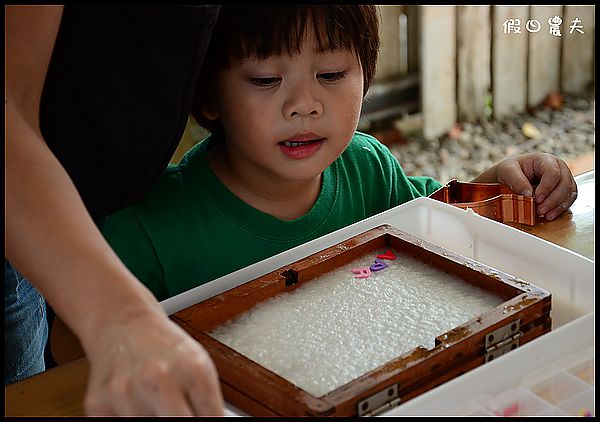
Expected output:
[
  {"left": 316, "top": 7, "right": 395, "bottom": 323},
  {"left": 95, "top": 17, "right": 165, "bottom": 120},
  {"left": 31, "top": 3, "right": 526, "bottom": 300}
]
[{"left": 207, "top": 145, "right": 322, "bottom": 221}]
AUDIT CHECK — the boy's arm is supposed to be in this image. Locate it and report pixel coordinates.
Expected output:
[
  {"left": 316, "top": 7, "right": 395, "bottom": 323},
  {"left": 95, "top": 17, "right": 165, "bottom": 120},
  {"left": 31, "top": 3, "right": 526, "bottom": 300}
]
[
  {"left": 6, "top": 6, "right": 223, "bottom": 415},
  {"left": 405, "top": 175, "right": 444, "bottom": 197}
]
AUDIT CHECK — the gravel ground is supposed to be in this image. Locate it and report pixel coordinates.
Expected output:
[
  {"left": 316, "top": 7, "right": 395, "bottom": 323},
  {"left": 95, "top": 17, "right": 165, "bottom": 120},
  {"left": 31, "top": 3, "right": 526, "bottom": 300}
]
[{"left": 380, "top": 92, "right": 595, "bottom": 184}]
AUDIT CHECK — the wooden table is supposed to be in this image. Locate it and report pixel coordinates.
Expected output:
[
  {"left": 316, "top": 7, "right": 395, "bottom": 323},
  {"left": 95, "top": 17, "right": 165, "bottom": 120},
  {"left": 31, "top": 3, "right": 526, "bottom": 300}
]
[
  {"left": 506, "top": 170, "right": 594, "bottom": 261},
  {"left": 4, "top": 171, "right": 594, "bottom": 417}
]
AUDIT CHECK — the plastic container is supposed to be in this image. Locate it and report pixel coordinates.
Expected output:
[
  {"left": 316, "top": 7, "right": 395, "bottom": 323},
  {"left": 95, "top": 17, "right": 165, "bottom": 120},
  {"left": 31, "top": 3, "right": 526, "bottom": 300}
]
[
  {"left": 555, "top": 389, "right": 595, "bottom": 416},
  {"left": 490, "top": 387, "right": 564, "bottom": 416},
  {"left": 554, "top": 346, "right": 595, "bottom": 386},
  {"left": 155, "top": 198, "right": 594, "bottom": 416},
  {"left": 522, "top": 366, "right": 591, "bottom": 405},
  {"left": 448, "top": 395, "right": 496, "bottom": 416},
  {"left": 383, "top": 313, "right": 594, "bottom": 416}
]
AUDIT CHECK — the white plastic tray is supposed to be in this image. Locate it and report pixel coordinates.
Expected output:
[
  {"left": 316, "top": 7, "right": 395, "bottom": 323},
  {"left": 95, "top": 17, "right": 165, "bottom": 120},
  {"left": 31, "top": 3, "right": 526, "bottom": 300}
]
[
  {"left": 384, "top": 312, "right": 594, "bottom": 416},
  {"left": 159, "top": 197, "right": 594, "bottom": 416}
]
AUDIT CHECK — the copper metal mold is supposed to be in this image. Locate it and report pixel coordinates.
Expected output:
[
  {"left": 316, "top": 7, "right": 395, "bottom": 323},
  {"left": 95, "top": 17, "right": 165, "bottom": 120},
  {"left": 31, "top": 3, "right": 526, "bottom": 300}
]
[{"left": 429, "top": 179, "right": 537, "bottom": 226}]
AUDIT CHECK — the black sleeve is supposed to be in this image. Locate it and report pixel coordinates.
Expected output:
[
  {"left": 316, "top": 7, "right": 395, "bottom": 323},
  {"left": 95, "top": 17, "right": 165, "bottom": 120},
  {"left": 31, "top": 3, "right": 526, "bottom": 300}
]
[{"left": 40, "top": 5, "right": 220, "bottom": 223}]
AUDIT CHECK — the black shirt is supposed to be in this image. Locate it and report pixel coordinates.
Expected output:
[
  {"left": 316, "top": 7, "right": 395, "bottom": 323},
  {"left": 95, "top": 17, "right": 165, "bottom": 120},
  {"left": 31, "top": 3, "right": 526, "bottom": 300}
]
[{"left": 40, "top": 5, "right": 220, "bottom": 223}]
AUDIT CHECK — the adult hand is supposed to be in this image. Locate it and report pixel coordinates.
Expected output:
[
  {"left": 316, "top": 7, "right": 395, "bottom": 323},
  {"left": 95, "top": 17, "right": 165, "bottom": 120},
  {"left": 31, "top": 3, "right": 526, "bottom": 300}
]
[
  {"left": 474, "top": 152, "right": 578, "bottom": 221},
  {"left": 83, "top": 307, "right": 224, "bottom": 416}
]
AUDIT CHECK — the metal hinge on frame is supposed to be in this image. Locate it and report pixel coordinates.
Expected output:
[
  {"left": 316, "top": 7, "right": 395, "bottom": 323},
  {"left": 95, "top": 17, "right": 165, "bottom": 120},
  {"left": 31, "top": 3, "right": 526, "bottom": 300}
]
[
  {"left": 358, "top": 384, "right": 401, "bottom": 416},
  {"left": 484, "top": 319, "right": 523, "bottom": 362}
]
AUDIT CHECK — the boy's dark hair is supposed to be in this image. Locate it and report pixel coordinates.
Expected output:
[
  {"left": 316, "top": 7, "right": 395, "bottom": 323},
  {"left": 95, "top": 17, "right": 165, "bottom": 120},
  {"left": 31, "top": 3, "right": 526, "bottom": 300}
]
[{"left": 191, "top": 5, "right": 380, "bottom": 133}]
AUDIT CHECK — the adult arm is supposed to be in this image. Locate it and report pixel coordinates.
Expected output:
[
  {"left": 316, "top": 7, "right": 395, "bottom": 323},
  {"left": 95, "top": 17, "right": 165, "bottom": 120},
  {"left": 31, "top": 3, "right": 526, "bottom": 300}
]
[{"left": 5, "top": 6, "right": 224, "bottom": 416}]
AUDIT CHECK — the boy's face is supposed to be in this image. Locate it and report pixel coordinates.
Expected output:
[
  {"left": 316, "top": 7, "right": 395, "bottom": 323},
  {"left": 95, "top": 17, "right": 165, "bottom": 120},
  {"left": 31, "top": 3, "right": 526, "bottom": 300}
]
[{"left": 204, "top": 28, "right": 364, "bottom": 185}]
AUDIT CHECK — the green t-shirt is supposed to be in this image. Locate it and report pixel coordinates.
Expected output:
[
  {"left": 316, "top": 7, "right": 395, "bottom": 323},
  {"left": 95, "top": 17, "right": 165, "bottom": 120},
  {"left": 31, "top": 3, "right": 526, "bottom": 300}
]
[{"left": 101, "top": 131, "right": 442, "bottom": 301}]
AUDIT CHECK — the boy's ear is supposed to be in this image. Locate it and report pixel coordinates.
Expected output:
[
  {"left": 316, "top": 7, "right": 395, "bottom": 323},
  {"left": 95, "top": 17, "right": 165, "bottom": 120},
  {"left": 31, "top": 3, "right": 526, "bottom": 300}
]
[{"left": 201, "top": 103, "right": 220, "bottom": 121}]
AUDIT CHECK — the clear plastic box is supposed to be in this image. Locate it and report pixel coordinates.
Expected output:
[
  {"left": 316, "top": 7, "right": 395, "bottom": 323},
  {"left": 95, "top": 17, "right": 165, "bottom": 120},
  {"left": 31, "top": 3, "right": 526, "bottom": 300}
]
[
  {"left": 522, "top": 366, "right": 591, "bottom": 405},
  {"left": 556, "top": 389, "right": 595, "bottom": 416},
  {"left": 554, "top": 346, "right": 595, "bottom": 386},
  {"left": 490, "top": 387, "right": 564, "bottom": 416},
  {"left": 448, "top": 395, "right": 496, "bottom": 416}
]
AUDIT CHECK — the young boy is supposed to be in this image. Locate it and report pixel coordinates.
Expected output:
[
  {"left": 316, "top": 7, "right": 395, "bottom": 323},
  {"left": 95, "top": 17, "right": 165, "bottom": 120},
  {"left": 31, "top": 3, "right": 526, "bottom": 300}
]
[{"left": 101, "top": 5, "right": 577, "bottom": 302}]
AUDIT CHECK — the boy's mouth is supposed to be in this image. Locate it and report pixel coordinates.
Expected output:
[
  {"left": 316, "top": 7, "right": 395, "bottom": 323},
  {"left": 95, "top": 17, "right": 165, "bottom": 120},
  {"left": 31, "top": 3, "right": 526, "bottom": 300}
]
[
  {"left": 278, "top": 136, "right": 324, "bottom": 160},
  {"left": 281, "top": 139, "right": 322, "bottom": 147}
]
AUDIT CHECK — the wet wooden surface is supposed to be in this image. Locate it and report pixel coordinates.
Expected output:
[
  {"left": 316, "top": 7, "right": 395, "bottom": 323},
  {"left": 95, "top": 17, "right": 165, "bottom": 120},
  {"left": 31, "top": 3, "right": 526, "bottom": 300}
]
[
  {"left": 507, "top": 170, "right": 594, "bottom": 261},
  {"left": 4, "top": 171, "right": 594, "bottom": 416}
]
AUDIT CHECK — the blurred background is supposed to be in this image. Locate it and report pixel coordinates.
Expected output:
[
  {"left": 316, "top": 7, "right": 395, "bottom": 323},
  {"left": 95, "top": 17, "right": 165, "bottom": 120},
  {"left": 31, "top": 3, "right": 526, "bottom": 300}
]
[{"left": 172, "top": 5, "right": 595, "bottom": 182}]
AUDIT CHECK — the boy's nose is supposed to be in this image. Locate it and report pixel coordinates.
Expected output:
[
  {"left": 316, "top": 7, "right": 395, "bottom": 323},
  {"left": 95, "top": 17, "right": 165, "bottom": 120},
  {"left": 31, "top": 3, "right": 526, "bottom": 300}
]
[{"left": 282, "top": 86, "right": 323, "bottom": 120}]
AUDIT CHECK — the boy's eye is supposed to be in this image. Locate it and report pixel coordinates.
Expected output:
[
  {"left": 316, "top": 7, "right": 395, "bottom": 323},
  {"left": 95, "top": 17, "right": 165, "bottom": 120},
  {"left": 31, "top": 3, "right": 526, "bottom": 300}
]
[
  {"left": 248, "top": 77, "right": 281, "bottom": 87},
  {"left": 318, "top": 71, "right": 348, "bottom": 82}
]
